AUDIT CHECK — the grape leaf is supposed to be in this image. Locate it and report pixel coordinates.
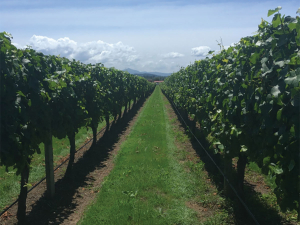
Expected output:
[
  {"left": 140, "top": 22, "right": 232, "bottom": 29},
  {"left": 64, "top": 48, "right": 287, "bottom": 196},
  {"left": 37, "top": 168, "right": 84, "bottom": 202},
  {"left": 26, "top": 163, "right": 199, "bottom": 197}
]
[
  {"left": 288, "top": 160, "right": 295, "bottom": 171},
  {"left": 271, "top": 85, "right": 280, "bottom": 97},
  {"left": 268, "top": 6, "right": 282, "bottom": 17}
]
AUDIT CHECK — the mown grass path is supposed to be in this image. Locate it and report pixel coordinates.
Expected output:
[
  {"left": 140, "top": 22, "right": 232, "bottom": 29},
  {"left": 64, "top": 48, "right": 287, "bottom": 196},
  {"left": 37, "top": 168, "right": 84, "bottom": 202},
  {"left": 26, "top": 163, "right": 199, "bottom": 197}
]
[{"left": 79, "top": 87, "right": 230, "bottom": 225}]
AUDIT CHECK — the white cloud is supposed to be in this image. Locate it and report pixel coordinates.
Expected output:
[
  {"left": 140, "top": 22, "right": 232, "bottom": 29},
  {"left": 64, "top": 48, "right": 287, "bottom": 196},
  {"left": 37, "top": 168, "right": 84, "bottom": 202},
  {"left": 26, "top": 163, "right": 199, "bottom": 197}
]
[
  {"left": 28, "top": 35, "right": 139, "bottom": 67},
  {"left": 138, "top": 59, "right": 183, "bottom": 73},
  {"left": 12, "top": 42, "right": 22, "bottom": 48},
  {"left": 161, "top": 52, "right": 184, "bottom": 59},
  {"left": 224, "top": 42, "right": 237, "bottom": 50},
  {"left": 191, "top": 46, "right": 211, "bottom": 57},
  {"left": 141, "top": 60, "right": 166, "bottom": 71}
]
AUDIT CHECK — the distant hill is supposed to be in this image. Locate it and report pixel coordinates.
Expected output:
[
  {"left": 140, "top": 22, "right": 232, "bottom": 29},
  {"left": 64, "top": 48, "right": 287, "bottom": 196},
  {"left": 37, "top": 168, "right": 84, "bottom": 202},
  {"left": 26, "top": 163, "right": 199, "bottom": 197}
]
[
  {"left": 123, "top": 68, "right": 171, "bottom": 77},
  {"left": 137, "top": 73, "right": 165, "bottom": 81}
]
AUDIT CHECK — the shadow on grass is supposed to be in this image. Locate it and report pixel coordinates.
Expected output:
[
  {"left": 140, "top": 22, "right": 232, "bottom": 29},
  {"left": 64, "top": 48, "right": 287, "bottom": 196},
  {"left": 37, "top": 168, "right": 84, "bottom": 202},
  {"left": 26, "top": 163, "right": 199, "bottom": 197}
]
[
  {"left": 24, "top": 96, "right": 149, "bottom": 225},
  {"left": 163, "top": 93, "right": 293, "bottom": 225}
]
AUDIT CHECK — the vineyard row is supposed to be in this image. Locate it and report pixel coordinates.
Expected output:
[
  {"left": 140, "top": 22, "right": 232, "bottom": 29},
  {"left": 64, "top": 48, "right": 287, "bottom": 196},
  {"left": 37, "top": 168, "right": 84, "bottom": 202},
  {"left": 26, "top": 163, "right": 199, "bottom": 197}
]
[
  {"left": 0, "top": 31, "right": 155, "bottom": 224},
  {"left": 161, "top": 8, "right": 300, "bottom": 220}
]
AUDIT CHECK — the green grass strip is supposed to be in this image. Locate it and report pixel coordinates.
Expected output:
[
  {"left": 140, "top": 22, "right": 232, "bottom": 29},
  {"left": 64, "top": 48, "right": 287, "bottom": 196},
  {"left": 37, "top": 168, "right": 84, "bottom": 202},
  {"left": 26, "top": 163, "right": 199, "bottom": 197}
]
[{"left": 79, "top": 87, "right": 200, "bottom": 225}]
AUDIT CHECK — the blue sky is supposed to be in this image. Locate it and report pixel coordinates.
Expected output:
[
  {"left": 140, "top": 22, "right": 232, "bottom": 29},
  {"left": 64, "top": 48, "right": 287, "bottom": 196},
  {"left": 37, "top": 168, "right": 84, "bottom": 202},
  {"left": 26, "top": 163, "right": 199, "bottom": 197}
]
[{"left": 1, "top": 0, "right": 298, "bottom": 73}]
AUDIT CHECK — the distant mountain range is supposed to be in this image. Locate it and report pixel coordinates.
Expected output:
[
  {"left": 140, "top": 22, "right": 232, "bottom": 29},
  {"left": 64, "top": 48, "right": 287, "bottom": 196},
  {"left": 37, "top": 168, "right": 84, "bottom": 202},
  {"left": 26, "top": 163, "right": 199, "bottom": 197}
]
[{"left": 123, "top": 68, "right": 171, "bottom": 77}]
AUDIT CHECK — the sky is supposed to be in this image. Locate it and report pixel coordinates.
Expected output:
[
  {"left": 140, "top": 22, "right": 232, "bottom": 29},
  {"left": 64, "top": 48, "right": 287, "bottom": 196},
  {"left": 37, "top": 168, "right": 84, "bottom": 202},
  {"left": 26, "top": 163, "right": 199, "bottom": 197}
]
[{"left": 1, "top": 0, "right": 298, "bottom": 73}]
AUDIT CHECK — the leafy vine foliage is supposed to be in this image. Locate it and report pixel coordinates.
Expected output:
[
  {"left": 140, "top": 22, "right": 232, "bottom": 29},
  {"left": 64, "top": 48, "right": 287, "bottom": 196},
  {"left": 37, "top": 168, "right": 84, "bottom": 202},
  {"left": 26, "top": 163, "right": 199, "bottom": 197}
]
[
  {"left": 161, "top": 8, "right": 300, "bottom": 218},
  {"left": 0, "top": 32, "right": 155, "bottom": 224}
]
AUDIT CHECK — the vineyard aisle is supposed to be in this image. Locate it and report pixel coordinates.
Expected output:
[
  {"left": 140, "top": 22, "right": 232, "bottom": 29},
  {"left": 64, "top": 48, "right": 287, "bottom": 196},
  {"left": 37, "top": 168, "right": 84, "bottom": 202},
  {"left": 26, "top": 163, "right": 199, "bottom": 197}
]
[{"left": 78, "top": 86, "right": 232, "bottom": 225}]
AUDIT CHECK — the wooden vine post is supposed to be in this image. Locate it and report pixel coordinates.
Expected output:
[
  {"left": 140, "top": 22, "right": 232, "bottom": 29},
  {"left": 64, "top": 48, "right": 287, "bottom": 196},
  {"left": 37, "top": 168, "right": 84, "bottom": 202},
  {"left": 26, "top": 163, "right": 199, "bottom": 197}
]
[{"left": 44, "top": 128, "right": 55, "bottom": 198}]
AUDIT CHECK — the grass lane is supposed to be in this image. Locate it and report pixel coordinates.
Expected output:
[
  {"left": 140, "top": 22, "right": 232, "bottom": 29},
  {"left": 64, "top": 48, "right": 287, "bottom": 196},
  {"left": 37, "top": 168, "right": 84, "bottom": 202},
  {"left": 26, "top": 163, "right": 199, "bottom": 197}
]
[{"left": 79, "top": 87, "right": 232, "bottom": 225}]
